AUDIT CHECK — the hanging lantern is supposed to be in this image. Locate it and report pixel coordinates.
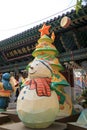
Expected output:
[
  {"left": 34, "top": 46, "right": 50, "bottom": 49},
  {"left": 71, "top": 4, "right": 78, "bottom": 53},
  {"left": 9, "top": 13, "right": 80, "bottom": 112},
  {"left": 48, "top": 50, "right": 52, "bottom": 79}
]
[{"left": 60, "top": 16, "right": 71, "bottom": 28}]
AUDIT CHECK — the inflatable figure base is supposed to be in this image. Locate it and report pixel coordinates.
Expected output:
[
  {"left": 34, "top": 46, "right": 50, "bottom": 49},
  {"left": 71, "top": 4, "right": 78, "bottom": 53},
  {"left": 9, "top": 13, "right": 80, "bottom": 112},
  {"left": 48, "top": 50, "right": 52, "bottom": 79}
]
[
  {"left": 23, "top": 121, "right": 53, "bottom": 128},
  {"left": 17, "top": 90, "right": 59, "bottom": 129}
]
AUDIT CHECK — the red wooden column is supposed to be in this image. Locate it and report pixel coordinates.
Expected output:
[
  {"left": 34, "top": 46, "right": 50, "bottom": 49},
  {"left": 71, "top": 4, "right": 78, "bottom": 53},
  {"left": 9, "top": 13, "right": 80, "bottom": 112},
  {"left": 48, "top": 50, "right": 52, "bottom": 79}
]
[{"left": 61, "top": 68, "right": 74, "bottom": 87}]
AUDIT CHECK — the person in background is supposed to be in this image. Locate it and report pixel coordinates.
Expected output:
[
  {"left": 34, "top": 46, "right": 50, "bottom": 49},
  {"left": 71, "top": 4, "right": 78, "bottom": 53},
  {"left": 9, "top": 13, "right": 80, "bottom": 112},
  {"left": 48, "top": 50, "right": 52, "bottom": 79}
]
[
  {"left": 0, "top": 73, "right": 2, "bottom": 81},
  {"left": 15, "top": 71, "right": 28, "bottom": 102},
  {"left": 14, "top": 74, "right": 20, "bottom": 102},
  {"left": 19, "top": 71, "right": 28, "bottom": 90}
]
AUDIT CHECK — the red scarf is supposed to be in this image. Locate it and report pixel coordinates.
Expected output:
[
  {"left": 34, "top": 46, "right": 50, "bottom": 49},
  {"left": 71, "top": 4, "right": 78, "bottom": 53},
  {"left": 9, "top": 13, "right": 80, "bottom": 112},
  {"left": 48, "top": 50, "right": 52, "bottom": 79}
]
[{"left": 24, "top": 78, "right": 51, "bottom": 96}]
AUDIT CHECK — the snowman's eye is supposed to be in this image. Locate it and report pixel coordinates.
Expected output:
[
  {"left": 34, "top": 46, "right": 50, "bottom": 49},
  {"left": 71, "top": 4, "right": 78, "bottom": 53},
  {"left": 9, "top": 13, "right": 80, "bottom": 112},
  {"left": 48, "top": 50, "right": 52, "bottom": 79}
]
[
  {"left": 21, "top": 97, "right": 24, "bottom": 100},
  {"left": 23, "top": 91, "right": 26, "bottom": 94}
]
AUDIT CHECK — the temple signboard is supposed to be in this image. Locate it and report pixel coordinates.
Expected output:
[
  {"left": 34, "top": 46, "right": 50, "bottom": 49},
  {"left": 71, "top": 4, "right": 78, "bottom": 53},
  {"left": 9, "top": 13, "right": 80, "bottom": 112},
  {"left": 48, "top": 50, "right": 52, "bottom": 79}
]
[{"left": 2, "top": 44, "right": 35, "bottom": 61}]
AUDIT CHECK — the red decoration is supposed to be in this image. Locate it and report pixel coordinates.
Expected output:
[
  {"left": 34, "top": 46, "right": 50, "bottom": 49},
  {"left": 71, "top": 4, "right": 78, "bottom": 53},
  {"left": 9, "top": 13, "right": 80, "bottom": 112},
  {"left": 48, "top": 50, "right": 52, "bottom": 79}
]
[
  {"left": 24, "top": 78, "right": 51, "bottom": 96},
  {"left": 39, "top": 24, "right": 51, "bottom": 36}
]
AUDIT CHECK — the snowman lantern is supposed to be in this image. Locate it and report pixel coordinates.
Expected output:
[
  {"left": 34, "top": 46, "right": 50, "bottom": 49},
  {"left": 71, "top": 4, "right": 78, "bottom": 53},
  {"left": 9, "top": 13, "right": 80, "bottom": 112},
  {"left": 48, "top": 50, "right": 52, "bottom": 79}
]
[
  {"left": 17, "top": 24, "right": 72, "bottom": 128},
  {"left": 17, "top": 59, "right": 59, "bottom": 128}
]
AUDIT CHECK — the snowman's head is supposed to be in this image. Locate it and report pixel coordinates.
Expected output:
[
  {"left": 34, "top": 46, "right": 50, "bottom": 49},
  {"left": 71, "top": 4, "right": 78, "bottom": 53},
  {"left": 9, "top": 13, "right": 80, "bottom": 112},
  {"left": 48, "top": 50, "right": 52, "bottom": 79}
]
[{"left": 28, "top": 59, "right": 53, "bottom": 79}]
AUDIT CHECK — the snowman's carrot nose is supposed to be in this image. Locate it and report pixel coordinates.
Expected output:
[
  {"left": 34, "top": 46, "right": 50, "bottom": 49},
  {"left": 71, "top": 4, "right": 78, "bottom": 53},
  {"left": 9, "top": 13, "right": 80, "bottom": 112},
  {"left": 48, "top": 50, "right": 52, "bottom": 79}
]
[
  {"left": 28, "top": 65, "right": 33, "bottom": 69},
  {"left": 26, "top": 65, "right": 33, "bottom": 70}
]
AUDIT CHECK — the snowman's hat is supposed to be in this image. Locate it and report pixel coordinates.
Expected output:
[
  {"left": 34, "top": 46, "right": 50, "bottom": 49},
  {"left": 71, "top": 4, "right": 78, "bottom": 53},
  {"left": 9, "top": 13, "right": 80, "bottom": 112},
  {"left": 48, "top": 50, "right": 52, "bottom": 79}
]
[
  {"left": 51, "top": 74, "right": 70, "bottom": 86},
  {"left": 32, "top": 35, "right": 58, "bottom": 57},
  {"left": 32, "top": 24, "right": 64, "bottom": 72}
]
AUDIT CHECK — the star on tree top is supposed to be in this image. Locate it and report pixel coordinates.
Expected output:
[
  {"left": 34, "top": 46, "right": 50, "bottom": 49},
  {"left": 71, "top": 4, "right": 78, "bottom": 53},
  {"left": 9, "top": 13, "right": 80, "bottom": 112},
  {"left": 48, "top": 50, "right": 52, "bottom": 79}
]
[{"left": 39, "top": 24, "right": 51, "bottom": 36}]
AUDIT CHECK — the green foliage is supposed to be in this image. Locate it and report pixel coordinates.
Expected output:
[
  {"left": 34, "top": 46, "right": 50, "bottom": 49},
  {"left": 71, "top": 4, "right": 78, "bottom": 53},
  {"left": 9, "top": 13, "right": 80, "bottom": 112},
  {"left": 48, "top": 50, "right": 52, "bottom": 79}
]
[{"left": 75, "top": 0, "right": 82, "bottom": 14}]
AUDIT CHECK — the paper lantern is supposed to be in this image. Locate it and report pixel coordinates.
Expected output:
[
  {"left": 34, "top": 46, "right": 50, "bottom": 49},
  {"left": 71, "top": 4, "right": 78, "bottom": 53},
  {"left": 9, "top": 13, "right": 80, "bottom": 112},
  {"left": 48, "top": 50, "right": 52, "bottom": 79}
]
[{"left": 60, "top": 16, "right": 71, "bottom": 28}]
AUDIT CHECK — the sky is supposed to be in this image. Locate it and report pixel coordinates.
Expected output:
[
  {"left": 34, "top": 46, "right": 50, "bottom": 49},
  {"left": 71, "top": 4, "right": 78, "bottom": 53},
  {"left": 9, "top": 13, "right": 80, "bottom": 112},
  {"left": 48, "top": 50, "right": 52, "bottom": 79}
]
[{"left": 0, "top": 0, "right": 77, "bottom": 41}]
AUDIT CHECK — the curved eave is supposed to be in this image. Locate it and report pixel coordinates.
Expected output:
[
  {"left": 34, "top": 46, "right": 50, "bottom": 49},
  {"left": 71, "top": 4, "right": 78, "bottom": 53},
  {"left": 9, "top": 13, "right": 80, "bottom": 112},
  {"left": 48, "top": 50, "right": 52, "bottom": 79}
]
[{"left": 0, "top": 4, "right": 87, "bottom": 51}]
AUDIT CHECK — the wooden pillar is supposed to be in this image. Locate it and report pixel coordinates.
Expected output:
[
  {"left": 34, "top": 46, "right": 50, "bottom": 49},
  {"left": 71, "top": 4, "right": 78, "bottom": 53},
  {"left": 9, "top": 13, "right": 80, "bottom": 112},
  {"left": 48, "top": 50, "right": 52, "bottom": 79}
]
[
  {"left": 61, "top": 68, "right": 74, "bottom": 87},
  {"left": 61, "top": 68, "right": 74, "bottom": 101}
]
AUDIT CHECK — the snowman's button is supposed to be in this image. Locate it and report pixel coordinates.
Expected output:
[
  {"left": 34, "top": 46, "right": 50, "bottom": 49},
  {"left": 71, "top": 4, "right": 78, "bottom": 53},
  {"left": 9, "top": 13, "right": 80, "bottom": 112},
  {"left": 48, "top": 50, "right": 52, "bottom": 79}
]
[
  {"left": 23, "top": 91, "right": 26, "bottom": 94},
  {"left": 21, "top": 97, "right": 24, "bottom": 100},
  {"left": 26, "top": 86, "right": 29, "bottom": 89}
]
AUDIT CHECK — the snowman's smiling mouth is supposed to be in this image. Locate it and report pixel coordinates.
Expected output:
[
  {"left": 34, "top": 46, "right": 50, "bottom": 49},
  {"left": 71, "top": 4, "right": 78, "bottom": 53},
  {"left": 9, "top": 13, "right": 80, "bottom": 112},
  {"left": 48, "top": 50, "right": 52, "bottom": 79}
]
[{"left": 29, "top": 70, "right": 37, "bottom": 75}]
